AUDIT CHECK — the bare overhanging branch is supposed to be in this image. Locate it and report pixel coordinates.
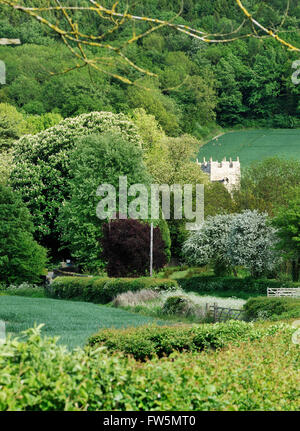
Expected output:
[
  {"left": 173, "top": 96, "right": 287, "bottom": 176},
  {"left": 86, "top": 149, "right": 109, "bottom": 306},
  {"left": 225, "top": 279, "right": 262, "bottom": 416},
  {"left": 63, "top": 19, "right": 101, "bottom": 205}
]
[
  {"left": 0, "top": 0, "right": 298, "bottom": 85},
  {"left": 235, "top": 0, "right": 299, "bottom": 52}
]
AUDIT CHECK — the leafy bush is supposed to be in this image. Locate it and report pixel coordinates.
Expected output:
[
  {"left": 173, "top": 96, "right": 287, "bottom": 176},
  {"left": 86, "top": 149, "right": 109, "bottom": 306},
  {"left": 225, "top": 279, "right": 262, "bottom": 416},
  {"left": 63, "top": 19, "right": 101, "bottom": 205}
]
[
  {"left": 0, "top": 324, "right": 298, "bottom": 411},
  {"left": 88, "top": 320, "right": 284, "bottom": 361},
  {"left": 49, "top": 276, "right": 178, "bottom": 304},
  {"left": 0, "top": 150, "right": 14, "bottom": 186},
  {"left": 244, "top": 297, "right": 300, "bottom": 320},
  {"left": 162, "top": 295, "right": 195, "bottom": 317},
  {"left": 24, "top": 112, "right": 63, "bottom": 134},
  {"left": 178, "top": 276, "right": 298, "bottom": 296}
]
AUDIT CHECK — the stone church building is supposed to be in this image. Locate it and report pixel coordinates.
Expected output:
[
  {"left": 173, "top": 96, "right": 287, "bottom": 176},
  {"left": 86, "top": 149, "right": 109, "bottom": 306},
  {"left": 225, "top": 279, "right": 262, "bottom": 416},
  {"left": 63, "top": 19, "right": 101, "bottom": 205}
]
[{"left": 197, "top": 157, "right": 241, "bottom": 193}]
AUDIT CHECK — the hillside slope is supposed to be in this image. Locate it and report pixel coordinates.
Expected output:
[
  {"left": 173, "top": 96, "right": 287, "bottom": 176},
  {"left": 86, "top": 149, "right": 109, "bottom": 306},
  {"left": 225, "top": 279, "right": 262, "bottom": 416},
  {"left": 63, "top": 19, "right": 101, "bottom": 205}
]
[{"left": 198, "top": 129, "right": 300, "bottom": 167}]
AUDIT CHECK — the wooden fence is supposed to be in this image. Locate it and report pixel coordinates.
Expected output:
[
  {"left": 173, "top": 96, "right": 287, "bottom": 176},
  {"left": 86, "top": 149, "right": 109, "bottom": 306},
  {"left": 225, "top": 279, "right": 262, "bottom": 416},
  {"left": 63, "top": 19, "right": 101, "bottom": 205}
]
[
  {"left": 267, "top": 288, "right": 300, "bottom": 298},
  {"left": 206, "top": 303, "right": 244, "bottom": 322},
  {"left": 46, "top": 270, "right": 93, "bottom": 284}
]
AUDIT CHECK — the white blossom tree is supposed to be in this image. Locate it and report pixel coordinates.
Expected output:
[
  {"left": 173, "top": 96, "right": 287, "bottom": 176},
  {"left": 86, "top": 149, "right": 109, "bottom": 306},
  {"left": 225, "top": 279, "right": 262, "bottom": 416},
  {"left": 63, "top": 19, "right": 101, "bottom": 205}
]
[
  {"left": 182, "top": 210, "right": 280, "bottom": 278},
  {"left": 227, "top": 210, "right": 280, "bottom": 278},
  {"left": 182, "top": 213, "right": 235, "bottom": 276}
]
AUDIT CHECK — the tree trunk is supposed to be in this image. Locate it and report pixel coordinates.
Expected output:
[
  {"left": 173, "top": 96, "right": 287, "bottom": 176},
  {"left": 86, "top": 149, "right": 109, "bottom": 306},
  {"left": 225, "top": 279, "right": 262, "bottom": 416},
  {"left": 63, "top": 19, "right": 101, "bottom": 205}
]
[{"left": 291, "top": 257, "right": 300, "bottom": 282}]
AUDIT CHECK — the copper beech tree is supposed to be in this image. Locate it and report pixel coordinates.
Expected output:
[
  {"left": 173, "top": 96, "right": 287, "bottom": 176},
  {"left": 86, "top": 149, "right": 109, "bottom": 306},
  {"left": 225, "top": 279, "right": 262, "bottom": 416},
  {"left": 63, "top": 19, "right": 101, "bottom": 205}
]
[
  {"left": 101, "top": 218, "right": 167, "bottom": 277},
  {"left": 0, "top": 0, "right": 298, "bottom": 85}
]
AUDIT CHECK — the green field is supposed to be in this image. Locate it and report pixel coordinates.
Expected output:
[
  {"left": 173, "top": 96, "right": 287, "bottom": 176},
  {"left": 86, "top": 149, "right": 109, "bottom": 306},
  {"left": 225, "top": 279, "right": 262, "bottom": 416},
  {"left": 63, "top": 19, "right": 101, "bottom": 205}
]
[
  {"left": 198, "top": 129, "right": 300, "bottom": 166},
  {"left": 0, "top": 296, "right": 163, "bottom": 349}
]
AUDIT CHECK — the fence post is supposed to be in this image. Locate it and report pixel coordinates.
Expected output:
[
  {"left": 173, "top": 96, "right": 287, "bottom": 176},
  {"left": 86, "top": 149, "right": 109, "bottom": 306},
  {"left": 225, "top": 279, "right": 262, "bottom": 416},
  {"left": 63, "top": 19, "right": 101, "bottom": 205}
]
[
  {"left": 213, "top": 302, "right": 218, "bottom": 322},
  {"left": 0, "top": 320, "right": 6, "bottom": 345}
]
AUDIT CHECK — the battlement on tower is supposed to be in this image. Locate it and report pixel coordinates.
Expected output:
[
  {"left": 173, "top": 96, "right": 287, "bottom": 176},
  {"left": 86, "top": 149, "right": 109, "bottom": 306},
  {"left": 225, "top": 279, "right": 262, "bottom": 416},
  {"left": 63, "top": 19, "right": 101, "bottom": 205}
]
[{"left": 197, "top": 157, "right": 241, "bottom": 192}]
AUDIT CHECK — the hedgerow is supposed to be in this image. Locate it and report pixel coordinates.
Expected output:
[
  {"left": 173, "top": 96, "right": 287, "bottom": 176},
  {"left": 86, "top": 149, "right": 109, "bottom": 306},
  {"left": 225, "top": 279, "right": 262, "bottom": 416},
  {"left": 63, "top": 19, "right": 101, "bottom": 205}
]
[
  {"left": 178, "top": 276, "right": 298, "bottom": 296},
  {"left": 0, "top": 324, "right": 298, "bottom": 411},
  {"left": 244, "top": 297, "right": 300, "bottom": 320},
  {"left": 88, "top": 320, "right": 286, "bottom": 361},
  {"left": 48, "top": 276, "right": 178, "bottom": 304}
]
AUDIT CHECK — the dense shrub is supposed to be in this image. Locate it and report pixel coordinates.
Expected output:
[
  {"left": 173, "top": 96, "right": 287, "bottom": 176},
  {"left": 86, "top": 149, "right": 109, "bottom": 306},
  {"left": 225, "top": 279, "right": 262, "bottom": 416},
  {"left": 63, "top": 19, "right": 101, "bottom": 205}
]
[
  {"left": 49, "top": 276, "right": 178, "bottom": 304},
  {"left": 178, "top": 276, "right": 299, "bottom": 296},
  {"left": 244, "top": 297, "right": 300, "bottom": 320},
  {"left": 0, "top": 325, "right": 298, "bottom": 411},
  {"left": 24, "top": 112, "right": 63, "bottom": 134},
  {"left": 0, "top": 150, "right": 13, "bottom": 186},
  {"left": 88, "top": 320, "right": 284, "bottom": 361},
  {"left": 162, "top": 295, "right": 195, "bottom": 317}
]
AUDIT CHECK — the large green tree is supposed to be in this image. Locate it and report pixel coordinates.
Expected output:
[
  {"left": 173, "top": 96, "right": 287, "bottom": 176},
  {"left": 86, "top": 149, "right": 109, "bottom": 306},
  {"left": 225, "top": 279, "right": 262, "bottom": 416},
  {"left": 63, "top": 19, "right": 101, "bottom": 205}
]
[
  {"left": 11, "top": 111, "right": 142, "bottom": 255},
  {"left": 0, "top": 184, "right": 47, "bottom": 284},
  {"left": 233, "top": 158, "right": 300, "bottom": 216},
  {"left": 272, "top": 190, "right": 300, "bottom": 281},
  {"left": 1, "top": 1, "right": 299, "bottom": 132},
  {"left": 57, "top": 132, "right": 170, "bottom": 272},
  {"left": 0, "top": 103, "right": 27, "bottom": 151}
]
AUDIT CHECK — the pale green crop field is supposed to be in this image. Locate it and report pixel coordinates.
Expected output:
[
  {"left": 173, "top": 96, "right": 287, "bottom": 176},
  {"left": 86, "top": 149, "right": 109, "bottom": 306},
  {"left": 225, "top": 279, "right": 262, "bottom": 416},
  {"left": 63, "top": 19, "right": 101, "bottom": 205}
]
[
  {"left": 0, "top": 296, "right": 164, "bottom": 349},
  {"left": 198, "top": 129, "right": 300, "bottom": 166}
]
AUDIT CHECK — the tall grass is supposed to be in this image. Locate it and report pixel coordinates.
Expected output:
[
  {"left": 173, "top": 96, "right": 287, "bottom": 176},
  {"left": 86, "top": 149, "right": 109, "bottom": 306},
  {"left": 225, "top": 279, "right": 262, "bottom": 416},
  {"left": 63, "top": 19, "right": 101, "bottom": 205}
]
[
  {"left": 0, "top": 282, "right": 45, "bottom": 298},
  {"left": 112, "top": 288, "right": 246, "bottom": 322}
]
